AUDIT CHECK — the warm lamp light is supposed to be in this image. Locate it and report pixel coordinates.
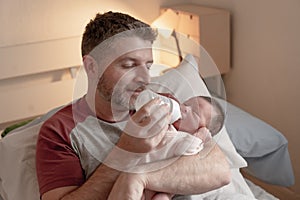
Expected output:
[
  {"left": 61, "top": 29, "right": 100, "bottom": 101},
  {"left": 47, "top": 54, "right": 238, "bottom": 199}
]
[
  {"left": 152, "top": 5, "right": 231, "bottom": 78},
  {"left": 177, "top": 13, "right": 199, "bottom": 41},
  {"left": 151, "top": 8, "right": 200, "bottom": 63},
  {"left": 151, "top": 9, "right": 179, "bottom": 38}
]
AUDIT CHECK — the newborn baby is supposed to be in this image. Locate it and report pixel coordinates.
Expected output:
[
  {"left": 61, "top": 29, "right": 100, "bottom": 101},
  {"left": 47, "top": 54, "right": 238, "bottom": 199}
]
[{"left": 142, "top": 93, "right": 221, "bottom": 200}]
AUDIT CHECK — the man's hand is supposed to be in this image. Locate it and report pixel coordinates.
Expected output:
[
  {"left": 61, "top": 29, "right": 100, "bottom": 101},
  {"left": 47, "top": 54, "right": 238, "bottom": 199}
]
[
  {"left": 107, "top": 173, "right": 145, "bottom": 200},
  {"left": 117, "top": 98, "right": 171, "bottom": 153},
  {"left": 107, "top": 173, "right": 173, "bottom": 200}
]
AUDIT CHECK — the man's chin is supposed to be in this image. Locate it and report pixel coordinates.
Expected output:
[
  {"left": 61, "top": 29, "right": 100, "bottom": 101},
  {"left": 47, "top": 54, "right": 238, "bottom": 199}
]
[{"left": 111, "top": 90, "right": 139, "bottom": 111}]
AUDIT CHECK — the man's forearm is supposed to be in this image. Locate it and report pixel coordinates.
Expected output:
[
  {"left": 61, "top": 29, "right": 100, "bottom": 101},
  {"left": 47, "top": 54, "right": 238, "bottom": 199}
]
[
  {"left": 107, "top": 141, "right": 231, "bottom": 200},
  {"left": 145, "top": 140, "right": 231, "bottom": 195},
  {"left": 59, "top": 164, "right": 119, "bottom": 200}
]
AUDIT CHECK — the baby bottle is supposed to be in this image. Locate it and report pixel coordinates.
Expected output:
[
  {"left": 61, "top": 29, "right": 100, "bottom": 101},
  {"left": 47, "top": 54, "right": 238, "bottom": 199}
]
[{"left": 135, "top": 89, "right": 182, "bottom": 124}]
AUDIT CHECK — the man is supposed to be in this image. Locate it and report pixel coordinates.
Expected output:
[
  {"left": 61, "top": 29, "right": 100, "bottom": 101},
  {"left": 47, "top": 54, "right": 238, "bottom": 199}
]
[{"left": 36, "top": 11, "right": 230, "bottom": 200}]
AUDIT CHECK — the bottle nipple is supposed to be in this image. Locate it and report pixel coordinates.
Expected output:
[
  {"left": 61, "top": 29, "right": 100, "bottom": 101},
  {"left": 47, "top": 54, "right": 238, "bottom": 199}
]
[{"left": 135, "top": 89, "right": 181, "bottom": 124}]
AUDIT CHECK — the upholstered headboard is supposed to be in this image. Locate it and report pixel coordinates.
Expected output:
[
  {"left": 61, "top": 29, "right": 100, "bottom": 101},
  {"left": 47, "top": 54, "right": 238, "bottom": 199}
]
[{"left": 0, "top": 36, "right": 87, "bottom": 130}]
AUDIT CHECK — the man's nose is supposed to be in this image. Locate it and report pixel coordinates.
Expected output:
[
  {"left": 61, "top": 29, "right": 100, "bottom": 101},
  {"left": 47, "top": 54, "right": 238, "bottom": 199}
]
[{"left": 135, "top": 65, "right": 150, "bottom": 84}]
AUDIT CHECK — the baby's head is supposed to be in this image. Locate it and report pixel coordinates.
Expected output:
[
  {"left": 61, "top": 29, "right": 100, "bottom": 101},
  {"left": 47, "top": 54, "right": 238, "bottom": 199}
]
[
  {"left": 174, "top": 96, "right": 219, "bottom": 134},
  {"left": 176, "top": 96, "right": 225, "bottom": 135}
]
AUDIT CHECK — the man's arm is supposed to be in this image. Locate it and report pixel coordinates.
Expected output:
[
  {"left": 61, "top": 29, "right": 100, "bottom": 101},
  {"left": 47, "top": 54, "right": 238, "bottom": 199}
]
[
  {"left": 145, "top": 141, "right": 231, "bottom": 194},
  {"left": 108, "top": 140, "right": 231, "bottom": 200},
  {"left": 40, "top": 98, "right": 171, "bottom": 200},
  {"left": 48, "top": 139, "right": 230, "bottom": 200},
  {"left": 42, "top": 164, "right": 120, "bottom": 200}
]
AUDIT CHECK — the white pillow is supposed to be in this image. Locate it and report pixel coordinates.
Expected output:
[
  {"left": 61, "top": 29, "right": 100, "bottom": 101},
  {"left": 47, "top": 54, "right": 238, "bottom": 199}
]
[
  {"left": 150, "top": 54, "right": 247, "bottom": 169},
  {"left": 0, "top": 123, "right": 41, "bottom": 200},
  {"left": 217, "top": 97, "right": 294, "bottom": 186},
  {"left": 151, "top": 54, "right": 211, "bottom": 102},
  {"left": 0, "top": 106, "right": 62, "bottom": 200}
]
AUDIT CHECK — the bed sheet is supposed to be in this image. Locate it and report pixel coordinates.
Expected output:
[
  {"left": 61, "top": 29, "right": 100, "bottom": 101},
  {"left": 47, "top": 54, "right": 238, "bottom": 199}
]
[{"left": 245, "top": 179, "right": 279, "bottom": 200}]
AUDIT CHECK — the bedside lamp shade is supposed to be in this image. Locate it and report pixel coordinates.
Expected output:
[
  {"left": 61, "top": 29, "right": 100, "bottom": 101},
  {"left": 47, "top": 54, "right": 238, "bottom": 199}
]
[
  {"left": 152, "top": 9, "right": 199, "bottom": 63},
  {"left": 151, "top": 9, "right": 179, "bottom": 38},
  {"left": 151, "top": 5, "right": 230, "bottom": 77}
]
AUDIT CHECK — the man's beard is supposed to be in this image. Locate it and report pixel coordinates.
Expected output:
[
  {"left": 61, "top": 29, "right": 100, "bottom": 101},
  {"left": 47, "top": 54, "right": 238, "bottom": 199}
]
[{"left": 97, "top": 76, "right": 135, "bottom": 110}]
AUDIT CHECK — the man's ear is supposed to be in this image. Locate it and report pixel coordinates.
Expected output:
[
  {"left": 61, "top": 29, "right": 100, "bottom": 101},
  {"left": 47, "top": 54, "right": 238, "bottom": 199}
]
[{"left": 83, "top": 55, "right": 98, "bottom": 75}]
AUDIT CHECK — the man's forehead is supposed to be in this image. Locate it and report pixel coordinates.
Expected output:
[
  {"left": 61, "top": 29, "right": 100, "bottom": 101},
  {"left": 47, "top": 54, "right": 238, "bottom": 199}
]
[
  {"left": 116, "top": 47, "right": 153, "bottom": 60},
  {"left": 110, "top": 36, "right": 152, "bottom": 56},
  {"left": 93, "top": 36, "right": 153, "bottom": 67}
]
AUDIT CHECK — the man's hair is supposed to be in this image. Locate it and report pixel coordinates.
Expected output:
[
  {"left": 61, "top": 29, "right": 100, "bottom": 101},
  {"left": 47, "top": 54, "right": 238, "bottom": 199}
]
[{"left": 81, "top": 11, "right": 157, "bottom": 57}]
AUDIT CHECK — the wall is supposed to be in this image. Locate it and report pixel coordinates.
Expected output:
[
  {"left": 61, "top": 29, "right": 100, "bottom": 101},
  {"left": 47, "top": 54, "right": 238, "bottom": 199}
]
[
  {"left": 0, "top": 0, "right": 160, "bottom": 47},
  {"left": 0, "top": 0, "right": 161, "bottom": 128},
  {"left": 166, "top": 0, "right": 300, "bottom": 196}
]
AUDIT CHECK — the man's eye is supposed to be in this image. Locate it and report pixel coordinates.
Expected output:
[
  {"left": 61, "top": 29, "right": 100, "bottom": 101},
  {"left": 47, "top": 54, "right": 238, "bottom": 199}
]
[{"left": 122, "top": 63, "right": 135, "bottom": 68}]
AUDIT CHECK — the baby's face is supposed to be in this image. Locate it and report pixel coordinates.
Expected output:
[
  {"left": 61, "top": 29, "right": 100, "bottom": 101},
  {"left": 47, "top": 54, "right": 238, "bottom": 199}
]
[{"left": 173, "top": 97, "right": 213, "bottom": 133}]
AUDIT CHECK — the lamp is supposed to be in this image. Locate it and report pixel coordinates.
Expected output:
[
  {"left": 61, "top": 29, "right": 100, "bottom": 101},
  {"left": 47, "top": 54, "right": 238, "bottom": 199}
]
[
  {"left": 151, "top": 8, "right": 199, "bottom": 63},
  {"left": 151, "top": 9, "right": 179, "bottom": 38}
]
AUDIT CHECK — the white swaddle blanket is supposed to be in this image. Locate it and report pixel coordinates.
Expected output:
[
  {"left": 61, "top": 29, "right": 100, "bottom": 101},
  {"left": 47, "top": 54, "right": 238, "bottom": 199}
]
[{"left": 105, "top": 125, "right": 208, "bottom": 172}]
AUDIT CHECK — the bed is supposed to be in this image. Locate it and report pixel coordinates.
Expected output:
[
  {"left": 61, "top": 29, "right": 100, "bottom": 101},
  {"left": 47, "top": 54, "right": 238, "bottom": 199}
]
[{"left": 0, "top": 55, "right": 295, "bottom": 200}]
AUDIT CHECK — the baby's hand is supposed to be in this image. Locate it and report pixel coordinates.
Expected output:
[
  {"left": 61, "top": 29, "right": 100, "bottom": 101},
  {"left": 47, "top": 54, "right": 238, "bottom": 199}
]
[{"left": 194, "top": 127, "right": 212, "bottom": 143}]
